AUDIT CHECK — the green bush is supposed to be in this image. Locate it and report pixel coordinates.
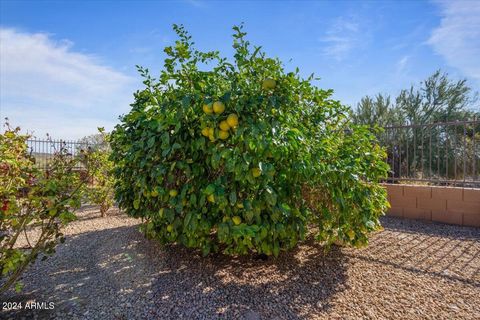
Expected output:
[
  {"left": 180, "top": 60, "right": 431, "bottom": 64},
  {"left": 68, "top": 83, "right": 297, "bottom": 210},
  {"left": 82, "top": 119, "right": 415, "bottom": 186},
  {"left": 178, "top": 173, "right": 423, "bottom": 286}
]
[{"left": 110, "top": 25, "right": 389, "bottom": 257}]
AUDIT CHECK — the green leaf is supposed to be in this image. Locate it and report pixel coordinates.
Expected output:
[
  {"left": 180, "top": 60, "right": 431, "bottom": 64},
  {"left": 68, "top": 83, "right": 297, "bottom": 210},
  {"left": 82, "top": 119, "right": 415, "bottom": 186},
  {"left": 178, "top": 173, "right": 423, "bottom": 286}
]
[
  {"left": 204, "top": 184, "right": 216, "bottom": 195},
  {"left": 147, "top": 137, "right": 155, "bottom": 148},
  {"left": 59, "top": 211, "right": 77, "bottom": 224},
  {"left": 14, "top": 281, "right": 24, "bottom": 293},
  {"left": 273, "top": 241, "right": 280, "bottom": 257},
  {"left": 229, "top": 191, "right": 237, "bottom": 205},
  {"left": 185, "top": 212, "right": 193, "bottom": 228}
]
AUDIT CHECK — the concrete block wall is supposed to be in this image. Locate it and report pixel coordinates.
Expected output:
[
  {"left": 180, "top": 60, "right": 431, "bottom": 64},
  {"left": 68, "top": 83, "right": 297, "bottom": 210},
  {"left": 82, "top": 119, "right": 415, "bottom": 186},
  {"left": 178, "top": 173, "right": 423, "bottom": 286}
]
[{"left": 384, "top": 184, "right": 480, "bottom": 227}]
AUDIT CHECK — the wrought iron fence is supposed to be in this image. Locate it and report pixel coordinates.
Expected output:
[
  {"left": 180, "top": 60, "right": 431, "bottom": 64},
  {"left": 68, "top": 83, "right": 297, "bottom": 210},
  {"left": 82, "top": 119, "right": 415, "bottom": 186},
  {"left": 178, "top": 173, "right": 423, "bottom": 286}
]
[
  {"left": 380, "top": 119, "right": 479, "bottom": 188},
  {"left": 26, "top": 118, "right": 480, "bottom": 187},
  {"left": 26, "top": 139, "right": 90, "bottom": 171}
]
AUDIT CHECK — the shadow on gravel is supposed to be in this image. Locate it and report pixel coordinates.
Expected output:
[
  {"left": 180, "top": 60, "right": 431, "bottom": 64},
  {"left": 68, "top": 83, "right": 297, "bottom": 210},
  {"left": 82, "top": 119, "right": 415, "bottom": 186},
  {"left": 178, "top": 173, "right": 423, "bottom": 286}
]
[
  {"left": 350, "top": 216, "right": 480, "bottom": 287},
  {"left": 148, "top": 242, "right": 348, "bottom": 319},
  {"left": 1, "top": 224, "right": 348, "bottom": 320},
  {"left": 380, "top": 216, "right": 480, "bottom": 240}
]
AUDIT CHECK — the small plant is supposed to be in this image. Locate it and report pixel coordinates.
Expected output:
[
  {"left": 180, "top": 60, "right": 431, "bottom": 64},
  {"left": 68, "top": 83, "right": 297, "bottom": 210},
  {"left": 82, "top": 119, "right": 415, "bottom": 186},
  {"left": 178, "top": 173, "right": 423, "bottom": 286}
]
[
  {"left": 110, "top": 24, "right": 389, "bottom": 257},
  {"left": 0, "top": 121, "right": 97, "bottom": 293}
]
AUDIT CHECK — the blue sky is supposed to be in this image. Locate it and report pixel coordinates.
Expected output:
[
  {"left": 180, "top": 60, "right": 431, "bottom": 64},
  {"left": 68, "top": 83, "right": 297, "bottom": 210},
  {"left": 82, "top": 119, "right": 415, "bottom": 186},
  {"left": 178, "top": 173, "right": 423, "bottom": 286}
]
[{"left": 1, "top": 0, "right": 479, "bottom": 139}]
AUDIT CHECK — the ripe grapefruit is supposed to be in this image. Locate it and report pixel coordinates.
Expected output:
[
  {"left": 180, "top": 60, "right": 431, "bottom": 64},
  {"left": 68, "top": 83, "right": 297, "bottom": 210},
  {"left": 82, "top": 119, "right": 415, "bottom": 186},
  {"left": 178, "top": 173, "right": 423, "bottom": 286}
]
[{"left": 213, "top": 101, "right": 225, "bottom": 114}]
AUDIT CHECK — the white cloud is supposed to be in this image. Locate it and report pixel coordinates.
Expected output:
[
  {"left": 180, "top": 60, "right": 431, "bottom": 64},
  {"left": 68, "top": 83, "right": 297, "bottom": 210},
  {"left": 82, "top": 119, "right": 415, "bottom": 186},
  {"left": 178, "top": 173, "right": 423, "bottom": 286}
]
[
  {"left": 0, "top": 28, "right": 137, "bottom": 139},
  {"left": 320, "top": 17, "right": 363, "bottom": 61},
  {"left": 429, "top": 0, "right": 480, "bottom": 81},
  {"left": 396, "top": 55, "right": 410, "bottom": 74},
  {"left": 3, "top": 104, "right": 123, "bottom": 139}
]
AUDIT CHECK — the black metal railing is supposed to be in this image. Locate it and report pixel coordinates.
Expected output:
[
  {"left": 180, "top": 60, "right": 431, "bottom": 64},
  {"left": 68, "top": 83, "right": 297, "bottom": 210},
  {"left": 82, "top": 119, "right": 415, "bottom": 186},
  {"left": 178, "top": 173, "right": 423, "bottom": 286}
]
[
  {"left": 26, "top": 119, "right": 480, "bottom": 187},
  {"left": 26, "top": 139, "right": 90, "bottom": 171},
  {"left": 380, "top": 119, "right": 479, "bottom": 187}
]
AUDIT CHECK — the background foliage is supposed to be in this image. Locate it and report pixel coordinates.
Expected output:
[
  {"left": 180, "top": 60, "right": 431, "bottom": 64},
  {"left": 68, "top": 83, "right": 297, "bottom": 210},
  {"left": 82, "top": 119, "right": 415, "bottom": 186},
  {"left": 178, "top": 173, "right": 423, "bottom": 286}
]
[
  {"left": 352, "top": 70, "right": 479, "bottom": 127},
  {"left": 352, "top": 71, "right": 479, "bottom": 181},
  {"left": 82, "top": 128, "right": 115, "bottom": 217}
]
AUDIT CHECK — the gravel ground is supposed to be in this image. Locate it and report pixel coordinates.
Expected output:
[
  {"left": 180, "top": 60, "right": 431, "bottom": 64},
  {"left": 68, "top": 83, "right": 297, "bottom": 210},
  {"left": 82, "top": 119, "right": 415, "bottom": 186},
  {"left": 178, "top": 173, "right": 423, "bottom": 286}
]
[{"left": 1, "top": 206, "right": 479, "bottom": 320}]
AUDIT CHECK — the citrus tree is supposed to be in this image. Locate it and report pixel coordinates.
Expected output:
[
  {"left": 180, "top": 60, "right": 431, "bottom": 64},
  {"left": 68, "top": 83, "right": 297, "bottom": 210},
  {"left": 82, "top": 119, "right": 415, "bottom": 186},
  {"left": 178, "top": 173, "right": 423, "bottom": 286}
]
[{"left": 110, "top": 24, "right": 389, "bottom": 257}]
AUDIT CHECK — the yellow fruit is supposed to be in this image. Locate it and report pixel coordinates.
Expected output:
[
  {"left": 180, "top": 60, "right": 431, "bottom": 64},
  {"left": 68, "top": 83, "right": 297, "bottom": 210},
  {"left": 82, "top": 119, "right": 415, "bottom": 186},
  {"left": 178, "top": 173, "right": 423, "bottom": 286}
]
[
  {"left": 201, "top": 127, "right": 210, "bottom": 137},
  {"left": 167, "top": 224, "right": 173, "bottom": 232},
  {"left": 219, "top": 120, "right": 230, "bottom": 131},
  {"left": 213, "top": 101, "right": 225, "bottom": 114},
  {"left": 251, "top": 168, "right": 261, "bottom": 177},
  {"left": 232, "top": 216, "right": 242, "bottom": 225},
  {"left": 208, "top": 127, "right": 214, "bottom": 136},
  {"left": 151, "top": 190, "right": 159, "bottom": 197},
  {"left": 347, "top": 230, "right": 355, "bottom": 240},
  {"left": 207, "top": 194, "right": 215, "bottom": 203},
  {"left": 203, "top": 104, "right": 213, "bottom": 114},
  {"left": 209, "top": 134, "right": 216, "bottom": 142},
  {"left": 226, "top": 114, "right": 239, "bottom": 128},
  {"left": 236, "top": 202, "right": 244, "bottom": 208},
  {"left": 169, "top": 189, "right": 178, "bottom": 197},
  {"left": 218, "top": 130, "right": 229, "bottom": 140},
  {"left": 262, "top": 78, "right": 276, "bottom": 90}
]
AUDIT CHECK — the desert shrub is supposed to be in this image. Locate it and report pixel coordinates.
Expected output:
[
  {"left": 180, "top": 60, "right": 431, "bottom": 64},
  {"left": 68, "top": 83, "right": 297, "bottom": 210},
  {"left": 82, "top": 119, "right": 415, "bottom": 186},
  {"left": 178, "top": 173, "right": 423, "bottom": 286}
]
[
  {"left": 0, "top": 122, "right": 97, "bottom": 293},
  {"left": 109, "top": 24, "right": 389, "bottom": 257}
]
